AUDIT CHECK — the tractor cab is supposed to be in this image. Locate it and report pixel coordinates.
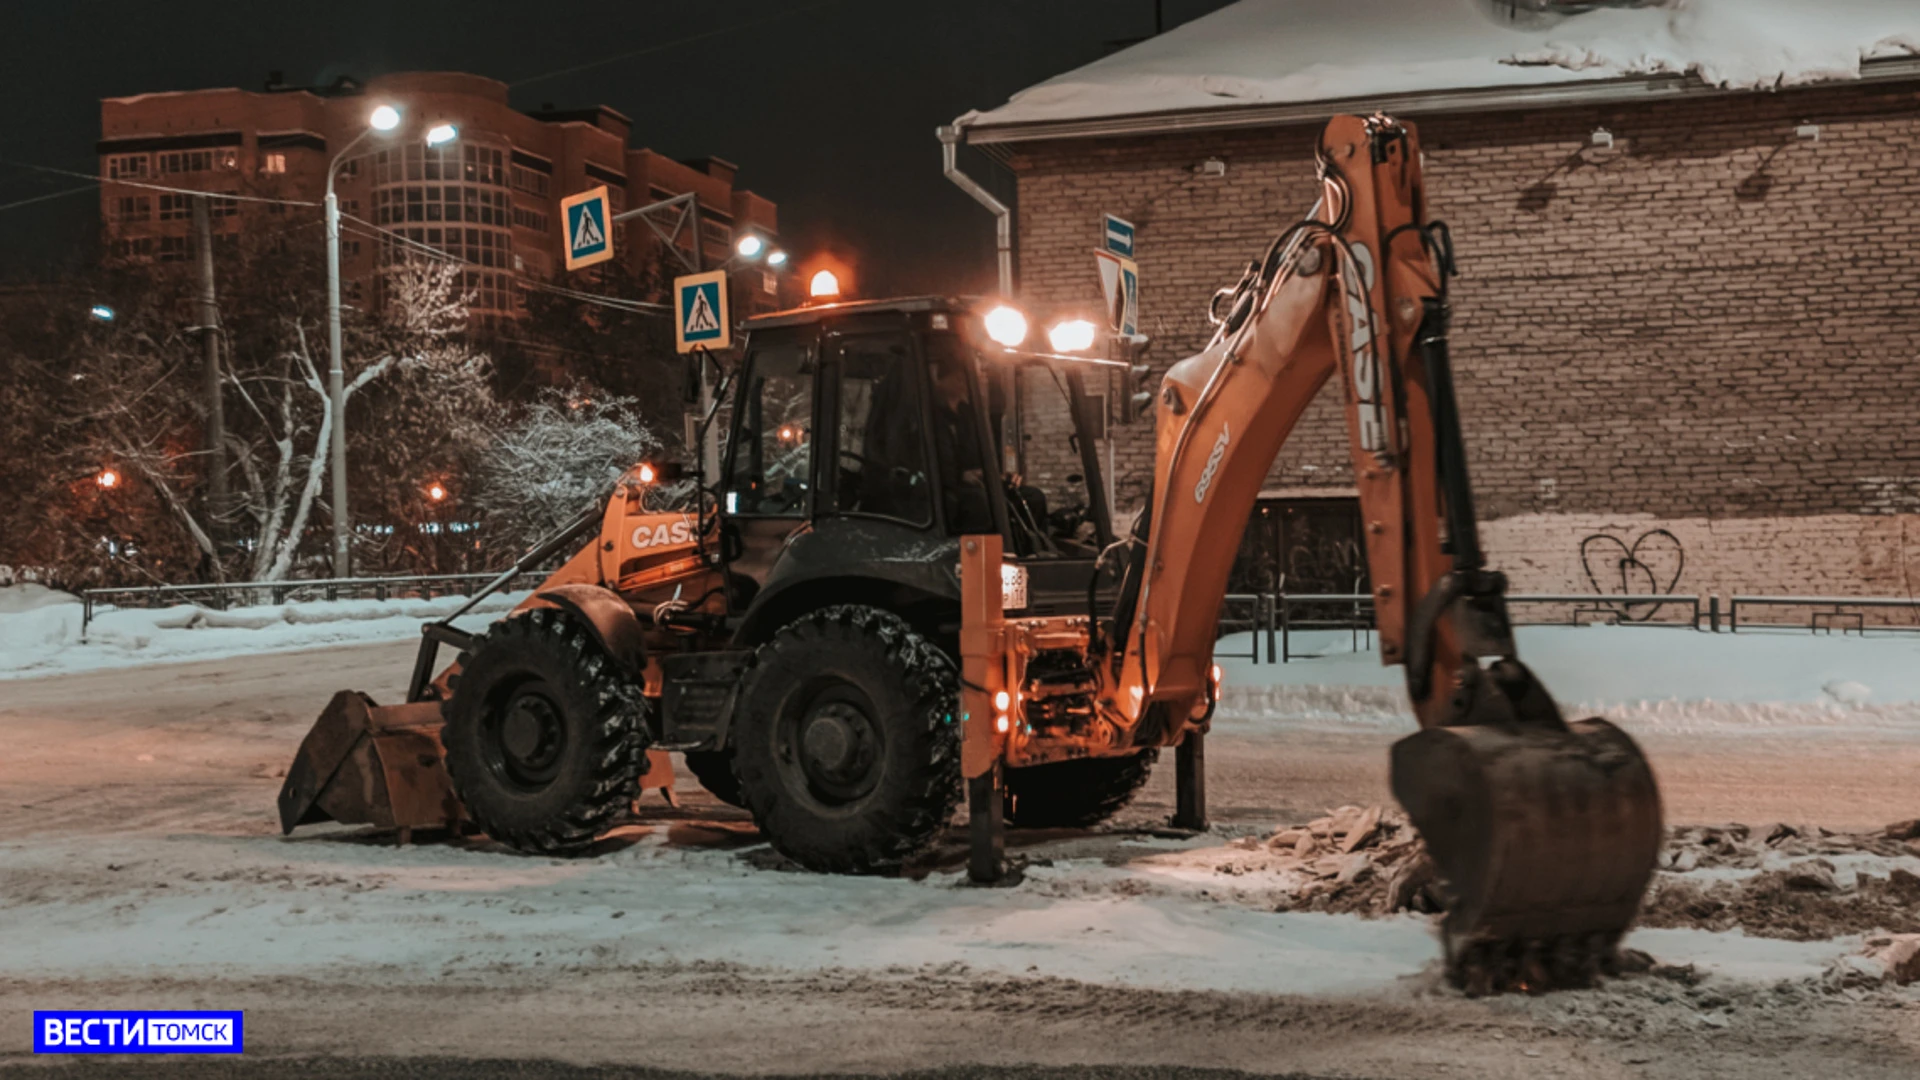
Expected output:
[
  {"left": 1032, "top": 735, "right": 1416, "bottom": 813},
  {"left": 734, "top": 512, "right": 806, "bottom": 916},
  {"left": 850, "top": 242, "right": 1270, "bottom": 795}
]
[{"left": 716, "top": 297, "right": 1121, "bottom": 644}]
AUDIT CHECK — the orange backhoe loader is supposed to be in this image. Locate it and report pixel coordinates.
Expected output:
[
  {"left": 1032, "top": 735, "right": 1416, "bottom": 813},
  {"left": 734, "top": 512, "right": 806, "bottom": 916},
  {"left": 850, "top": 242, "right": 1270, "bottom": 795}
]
[{"left": 281, "top": 114, "right": 1660, "bottom": 993}]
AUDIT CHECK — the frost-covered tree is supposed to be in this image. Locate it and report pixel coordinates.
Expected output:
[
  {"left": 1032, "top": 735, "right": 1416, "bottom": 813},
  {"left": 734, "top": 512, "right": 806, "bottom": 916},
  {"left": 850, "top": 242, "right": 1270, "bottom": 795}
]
[{"left": 471, "top": 388, "right": 693, "bottom": 552}]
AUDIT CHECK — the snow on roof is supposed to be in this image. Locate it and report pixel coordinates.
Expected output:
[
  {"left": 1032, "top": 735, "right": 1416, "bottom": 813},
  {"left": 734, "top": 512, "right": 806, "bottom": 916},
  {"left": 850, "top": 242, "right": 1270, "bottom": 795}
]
[{"left": 959, "top": 0, "right": 1920, "bottom": 134}]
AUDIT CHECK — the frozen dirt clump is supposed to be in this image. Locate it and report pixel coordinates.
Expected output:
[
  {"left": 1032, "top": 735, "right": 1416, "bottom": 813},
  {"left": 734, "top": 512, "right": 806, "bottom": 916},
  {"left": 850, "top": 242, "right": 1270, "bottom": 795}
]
[
  {"left": 1238, "top": 805, "right": 1445, "bottom": 916},
  {"left": 1642, "top": 864, "right": 1920, "bottom": 941}
]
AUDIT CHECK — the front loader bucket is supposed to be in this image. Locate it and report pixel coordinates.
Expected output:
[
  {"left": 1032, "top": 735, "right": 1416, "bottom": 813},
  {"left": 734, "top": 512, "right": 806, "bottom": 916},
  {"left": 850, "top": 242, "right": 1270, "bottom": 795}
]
[
  {"left": 1390, "top": 718, "right": 1662, "bottom": 993},
  {"left": 277, "top": 690, "right": 464, "bottom": 836}
]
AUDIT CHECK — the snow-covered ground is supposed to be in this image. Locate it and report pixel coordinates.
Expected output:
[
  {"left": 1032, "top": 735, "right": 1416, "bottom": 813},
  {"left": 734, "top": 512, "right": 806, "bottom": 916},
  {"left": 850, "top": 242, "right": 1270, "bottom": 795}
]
[{"left": 0, "top": 582, "right": 528, "bottom": 680}]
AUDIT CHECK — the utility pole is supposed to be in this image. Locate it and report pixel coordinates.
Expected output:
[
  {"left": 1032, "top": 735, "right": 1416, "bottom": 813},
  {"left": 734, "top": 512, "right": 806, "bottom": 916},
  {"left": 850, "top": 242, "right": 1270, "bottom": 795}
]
[{"left": 192, "top": 195, "right": 227, "bottom": 550}]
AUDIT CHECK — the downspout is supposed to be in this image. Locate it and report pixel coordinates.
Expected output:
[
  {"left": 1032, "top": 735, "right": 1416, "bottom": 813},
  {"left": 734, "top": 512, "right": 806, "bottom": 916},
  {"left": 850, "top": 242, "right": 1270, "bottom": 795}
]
[
  {"left": 939, "top": 121, "right": 1022, "bottom": 472},
  {"left": 938, "top": 123, "right": 1013, "bottom": 296}
]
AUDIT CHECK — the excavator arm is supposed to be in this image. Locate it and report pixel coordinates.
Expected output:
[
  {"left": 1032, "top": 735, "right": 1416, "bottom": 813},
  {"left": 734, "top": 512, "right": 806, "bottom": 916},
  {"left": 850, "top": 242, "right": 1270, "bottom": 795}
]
[{"left": 964, "top": 115, "right": 1661, "bottom": 993}]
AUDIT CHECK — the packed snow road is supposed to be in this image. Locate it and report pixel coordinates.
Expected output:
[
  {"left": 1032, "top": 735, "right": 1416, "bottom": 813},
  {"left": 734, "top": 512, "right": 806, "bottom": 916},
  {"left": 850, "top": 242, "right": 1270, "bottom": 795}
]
[{"left": 4, "top": 630, "right": 1920, "bottom": 1077}]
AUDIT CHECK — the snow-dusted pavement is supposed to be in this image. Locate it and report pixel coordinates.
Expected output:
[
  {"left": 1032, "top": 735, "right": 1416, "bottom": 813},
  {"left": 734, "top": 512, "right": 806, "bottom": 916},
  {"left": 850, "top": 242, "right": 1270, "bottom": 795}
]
[{"left": 4, "top": 626, "right": 1920, "bottom": 1076}]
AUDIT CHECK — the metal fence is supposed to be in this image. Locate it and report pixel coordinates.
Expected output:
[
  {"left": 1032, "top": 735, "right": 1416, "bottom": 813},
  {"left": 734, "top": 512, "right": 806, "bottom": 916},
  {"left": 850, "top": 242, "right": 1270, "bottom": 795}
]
[
  {"left": 79, "top": 571, "right": 551, "bottom": 637},
  {"left": 78, "top": 571, "right": 1920, "bottom": 656},
  {"left": 1217, "top": 590, "right": 1918, "bottom": 664}
]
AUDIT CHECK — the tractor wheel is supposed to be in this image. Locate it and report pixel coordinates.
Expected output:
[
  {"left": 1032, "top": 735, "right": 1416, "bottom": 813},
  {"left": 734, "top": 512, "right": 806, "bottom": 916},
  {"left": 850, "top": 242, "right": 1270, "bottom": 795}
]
[
  {"left": 443, "top": 609, "right": 649, "bottom": 854},
  {"left": 732, "top": 605, "right": 961, "bottom": 873},
  {"left": 682, "top": 749, "right": 745, "bottom": 808},
  {"left": 1004, "top": 750, "right": 1158, "bottom": 829}
]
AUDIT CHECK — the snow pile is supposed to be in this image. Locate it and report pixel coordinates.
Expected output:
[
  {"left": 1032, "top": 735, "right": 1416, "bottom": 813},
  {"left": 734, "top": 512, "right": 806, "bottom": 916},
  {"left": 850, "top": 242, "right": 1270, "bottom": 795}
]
[
  {"left": 0, "top": 585, "right": 528, "bottom": 679},
  {"left": 962, "top": 0, "right": 1920, "bottom": 128},
  {"left": 1215, "top": 625, "right": 1920, "bottom": 734}
]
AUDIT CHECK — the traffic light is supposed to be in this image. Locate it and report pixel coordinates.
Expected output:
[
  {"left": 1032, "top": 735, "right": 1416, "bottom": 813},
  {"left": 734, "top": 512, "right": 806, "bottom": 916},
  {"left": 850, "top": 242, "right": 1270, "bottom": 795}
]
[{"left": 1122, "top": 352, "right": 1156, "bottom": 424}]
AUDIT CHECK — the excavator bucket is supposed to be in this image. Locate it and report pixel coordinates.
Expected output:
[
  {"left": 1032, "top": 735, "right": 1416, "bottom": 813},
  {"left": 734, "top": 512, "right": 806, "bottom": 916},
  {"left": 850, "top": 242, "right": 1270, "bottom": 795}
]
[
  {"left": 1389, "top": 717, "right": 1663, "bottom": 993},
  {"left": 277, "top": 691, "right": 465, "bottom": 837}
]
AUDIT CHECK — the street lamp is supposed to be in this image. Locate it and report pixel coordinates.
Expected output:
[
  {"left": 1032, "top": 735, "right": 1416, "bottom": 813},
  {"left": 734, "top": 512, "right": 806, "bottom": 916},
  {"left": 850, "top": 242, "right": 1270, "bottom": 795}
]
[
  {"left": 766, "top": 249, "right": 788, "bottom": 267},
  {"left": 735, "top": 234, "right": 764, "bottom": 259},
  {"left": 324, "top": 106, "right": 457, "bottom": 577}
]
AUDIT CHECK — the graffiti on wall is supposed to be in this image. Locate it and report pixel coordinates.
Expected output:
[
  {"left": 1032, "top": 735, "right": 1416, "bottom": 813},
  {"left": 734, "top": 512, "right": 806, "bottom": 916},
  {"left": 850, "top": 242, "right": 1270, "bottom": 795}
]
[{"left": 1579, "top": 528, "right": 1685, "bottom": 622}]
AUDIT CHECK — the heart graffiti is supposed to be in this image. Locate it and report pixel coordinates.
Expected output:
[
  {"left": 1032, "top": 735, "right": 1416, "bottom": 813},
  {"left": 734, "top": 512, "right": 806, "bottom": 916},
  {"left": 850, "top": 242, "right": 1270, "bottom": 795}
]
[{"left": 1579, "top": 529, "right": 1685, "bottom": 622}]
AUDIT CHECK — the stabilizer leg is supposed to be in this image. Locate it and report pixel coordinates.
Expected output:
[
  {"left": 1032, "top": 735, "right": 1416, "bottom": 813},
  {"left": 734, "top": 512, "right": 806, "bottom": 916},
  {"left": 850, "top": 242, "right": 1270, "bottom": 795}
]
[
  {"left": 1172, "top": 733, "right": 1209, "bottom": 831},
  {"left": 968, "top": 766, "right": 1005, "bottom": 883}
]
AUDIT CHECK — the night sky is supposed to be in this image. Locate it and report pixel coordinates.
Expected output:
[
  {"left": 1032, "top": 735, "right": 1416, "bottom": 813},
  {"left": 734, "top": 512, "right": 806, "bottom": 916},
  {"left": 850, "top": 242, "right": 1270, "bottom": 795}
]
[{"left": 0, "top": 0, "right": 1236, "bottom": 296}]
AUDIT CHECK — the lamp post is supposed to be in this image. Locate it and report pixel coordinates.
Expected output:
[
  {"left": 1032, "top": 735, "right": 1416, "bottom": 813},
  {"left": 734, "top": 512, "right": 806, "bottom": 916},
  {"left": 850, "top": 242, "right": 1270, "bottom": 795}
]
[{"left": 323, "top": 105, "right": 456, "bottom": 577}]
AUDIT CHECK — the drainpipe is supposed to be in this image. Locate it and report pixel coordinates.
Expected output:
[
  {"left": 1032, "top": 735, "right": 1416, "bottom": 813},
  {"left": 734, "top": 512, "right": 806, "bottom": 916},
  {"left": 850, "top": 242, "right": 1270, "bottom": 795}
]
[
  {"left": 939, "top": 122, "right": 1023, "bottom": 473},
  {"left": 938, "top": 123, "right": 1013, "bottom": 296}
]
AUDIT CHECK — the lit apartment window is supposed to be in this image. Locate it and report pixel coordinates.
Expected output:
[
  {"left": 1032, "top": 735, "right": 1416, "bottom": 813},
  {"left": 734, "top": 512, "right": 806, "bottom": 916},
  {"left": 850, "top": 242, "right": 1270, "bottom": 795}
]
[{"left": 262, "top": 152, "right": 288, "bottom": 174}]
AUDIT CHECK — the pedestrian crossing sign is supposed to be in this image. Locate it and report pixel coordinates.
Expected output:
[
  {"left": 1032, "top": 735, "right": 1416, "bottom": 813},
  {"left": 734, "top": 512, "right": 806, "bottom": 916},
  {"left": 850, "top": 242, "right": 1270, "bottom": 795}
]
[
  {"left": 561, "top": 185, "right": 613, "bottom": 271},
  {"left": 674, "top": 270, "right": 730, "bottom": 354}
]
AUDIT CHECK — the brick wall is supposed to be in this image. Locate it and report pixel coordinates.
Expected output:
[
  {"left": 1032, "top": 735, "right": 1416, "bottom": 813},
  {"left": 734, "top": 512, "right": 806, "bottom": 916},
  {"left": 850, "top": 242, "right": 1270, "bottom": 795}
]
[{"left": 1004, "top": 80, "right": 1920, "bottom": 596}]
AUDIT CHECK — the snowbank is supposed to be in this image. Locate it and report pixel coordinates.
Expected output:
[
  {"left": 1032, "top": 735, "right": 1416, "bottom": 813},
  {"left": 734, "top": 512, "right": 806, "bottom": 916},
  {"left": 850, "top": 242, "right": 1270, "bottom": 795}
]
[
  {"left": 962, "top": 0, "right": 1920, "bottom": 129},
  {"left": 0, "top": 585, "right": 528, "bottom": 680},
  {"left": 1215, "top": 625, "right": 1920, "bottom": 735}
]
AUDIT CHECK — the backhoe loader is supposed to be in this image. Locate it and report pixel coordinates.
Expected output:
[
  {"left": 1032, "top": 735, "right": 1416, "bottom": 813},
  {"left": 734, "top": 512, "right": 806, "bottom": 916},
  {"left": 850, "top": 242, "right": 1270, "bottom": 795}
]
[{"left": 280, "top": 113, "right": 1661, "bottom": 992}]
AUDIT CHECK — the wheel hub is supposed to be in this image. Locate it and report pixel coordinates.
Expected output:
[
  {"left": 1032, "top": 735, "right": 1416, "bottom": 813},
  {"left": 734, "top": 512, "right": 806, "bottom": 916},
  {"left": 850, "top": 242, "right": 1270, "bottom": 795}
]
[
  {"left": 488, "top": 687, "right": 566, "bottom": 791},
  {"left": 784, "top": 692, "right": 883, "bottom": 805}
]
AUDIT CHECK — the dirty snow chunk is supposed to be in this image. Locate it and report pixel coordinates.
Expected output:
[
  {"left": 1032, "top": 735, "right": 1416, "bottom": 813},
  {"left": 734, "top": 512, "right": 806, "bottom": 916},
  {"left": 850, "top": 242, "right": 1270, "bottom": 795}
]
[
  {"left": 1859, "top": 934, "right": 1920, "bottom": 985},
  {"left": 961, "top": 0, "right": 1920, "bottom": 129},
  {"left": 1823, "top": 680, "right": 1873, "bottom": 706}
]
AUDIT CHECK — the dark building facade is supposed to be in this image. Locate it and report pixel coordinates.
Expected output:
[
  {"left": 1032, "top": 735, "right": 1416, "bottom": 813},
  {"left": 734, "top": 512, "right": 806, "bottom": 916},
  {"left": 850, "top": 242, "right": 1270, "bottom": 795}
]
[{"left": 99, "top": 71, "right": 791, "bottom": 320}]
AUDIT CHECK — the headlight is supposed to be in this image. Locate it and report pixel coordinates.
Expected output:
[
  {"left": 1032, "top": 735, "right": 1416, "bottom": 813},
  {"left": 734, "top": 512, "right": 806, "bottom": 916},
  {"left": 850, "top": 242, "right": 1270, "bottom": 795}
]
[
  {"left": 1000, "top": 562, "right": 1029, "bottom": 611},
  {"left": 983, "top": 304, "right": 1029, "bottom": 348},
  {"left": 1046, "top": 318, "right": 1098, "bottom": 353}
]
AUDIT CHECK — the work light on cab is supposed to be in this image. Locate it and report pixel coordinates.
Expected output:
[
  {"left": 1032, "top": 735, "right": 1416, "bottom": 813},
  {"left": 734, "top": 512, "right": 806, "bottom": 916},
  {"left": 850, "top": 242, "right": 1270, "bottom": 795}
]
[
  {"left": 1047, "top": 318, "right": 1098, "bottom": 354},
  {"left": 983, "top": 304, "right": 1028, "bottom": 348}
]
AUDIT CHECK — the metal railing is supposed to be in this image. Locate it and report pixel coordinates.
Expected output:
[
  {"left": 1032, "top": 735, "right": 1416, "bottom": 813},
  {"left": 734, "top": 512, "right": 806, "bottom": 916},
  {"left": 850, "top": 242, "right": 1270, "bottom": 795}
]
[
  {"left": 1728, "top": 595, "right": 1920, "bottom": 634},
  {"left": 79, "top": 571, "right": 550, "bottom": 637}
]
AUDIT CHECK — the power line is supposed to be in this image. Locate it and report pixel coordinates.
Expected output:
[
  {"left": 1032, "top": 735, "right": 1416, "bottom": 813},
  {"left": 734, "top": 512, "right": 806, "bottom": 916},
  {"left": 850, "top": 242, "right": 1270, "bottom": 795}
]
[
  {"left": 0, "top": 159, "right": 319, "bottom": 207},
  {"left": 507, "top": 0, "right": 844, "bottom": 90},
  {"left": 0, "top": 184, "right": 100, "bottom": 213},
  {"left": 337, "top": 211, "right": 671, "bottom": 317}
]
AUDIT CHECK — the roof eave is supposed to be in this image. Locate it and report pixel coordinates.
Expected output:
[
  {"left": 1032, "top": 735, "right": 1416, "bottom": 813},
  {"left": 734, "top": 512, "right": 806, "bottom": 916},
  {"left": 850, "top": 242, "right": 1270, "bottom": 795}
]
[{"left": 960, "top": 55, "right": 1920, "bottom": 146}]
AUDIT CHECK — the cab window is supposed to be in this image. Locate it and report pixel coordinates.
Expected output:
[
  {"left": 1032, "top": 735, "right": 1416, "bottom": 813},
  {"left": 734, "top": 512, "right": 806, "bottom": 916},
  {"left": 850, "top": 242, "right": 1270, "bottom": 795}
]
[
  {"left": 832, "top": 335, "right": 932, "bottom": 526},
  {"left": 726, "top": 344, "right": 814, "bottom": 517}
]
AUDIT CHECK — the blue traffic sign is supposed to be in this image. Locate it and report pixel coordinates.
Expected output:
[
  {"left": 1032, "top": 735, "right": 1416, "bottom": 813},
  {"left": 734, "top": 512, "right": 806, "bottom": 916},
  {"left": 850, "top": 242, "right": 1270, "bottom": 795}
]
[
  {"left": 561, "top": 186, "right": 612, "bottom": 271},
  {"left": 1104, "top": 214, "right": 1135, "bottom": 258},
  {"left": 674, "top": 270, "right": 731, "bottom": 353}
]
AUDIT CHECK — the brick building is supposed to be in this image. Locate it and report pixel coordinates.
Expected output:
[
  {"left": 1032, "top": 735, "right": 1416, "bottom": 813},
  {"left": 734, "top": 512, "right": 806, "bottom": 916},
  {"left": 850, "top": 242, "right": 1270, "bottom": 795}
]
[
  {"left": 953, "top": 1, "right": 1920, "bottom": 603},
  {"left": 98, "top": 71, "right": 789, "bottom": 320}
]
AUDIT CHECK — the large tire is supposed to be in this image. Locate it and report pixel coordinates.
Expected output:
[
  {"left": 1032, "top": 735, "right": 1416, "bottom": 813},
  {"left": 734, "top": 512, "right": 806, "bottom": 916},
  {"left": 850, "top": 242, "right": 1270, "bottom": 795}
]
[
  {"left": 732, "top": 605, "right": 961, "bottom": 873},
  {"left": 1004, "top": 750, "right": 1157, "bottom": 829},
  {"left": 443, "top": 609, "right": 649, "bottom": 854},
  {"left": 682, "top": 749, "right": 745, "bottom": 808}
]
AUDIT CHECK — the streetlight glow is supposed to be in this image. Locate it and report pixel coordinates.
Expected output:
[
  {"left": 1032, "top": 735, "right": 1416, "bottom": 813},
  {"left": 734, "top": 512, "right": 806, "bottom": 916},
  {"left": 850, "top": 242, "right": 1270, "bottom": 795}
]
[
  {"left": 368, "top": 105, "right": 401, "bottom": 131},
  {"left": 767, "top": 249, "right": 788, "bottom": 267},
  {"left": 425, "top": 123, "right": 458, "bottom": 147},
  {"left": 427, "top": 483, "right": 447, "bottom": 502},
  {"left": 88, "top": 304, "right": 115, "bottom": 322},
  {"left": 736, "top": 234, "right": 764, "bottom": 259},
  {"left": 809, "top": 270, "right": 840, "bottom": 299},
  {"left": 96, "top": 469, "right": 119, "bottom": 490}
]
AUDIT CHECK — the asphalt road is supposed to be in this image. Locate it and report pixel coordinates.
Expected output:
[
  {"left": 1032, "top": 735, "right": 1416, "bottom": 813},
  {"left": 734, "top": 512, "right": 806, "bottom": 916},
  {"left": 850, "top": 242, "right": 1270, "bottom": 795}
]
[{"left": 0, "top": 1064, "right": 1347, "bottom": 1080}]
